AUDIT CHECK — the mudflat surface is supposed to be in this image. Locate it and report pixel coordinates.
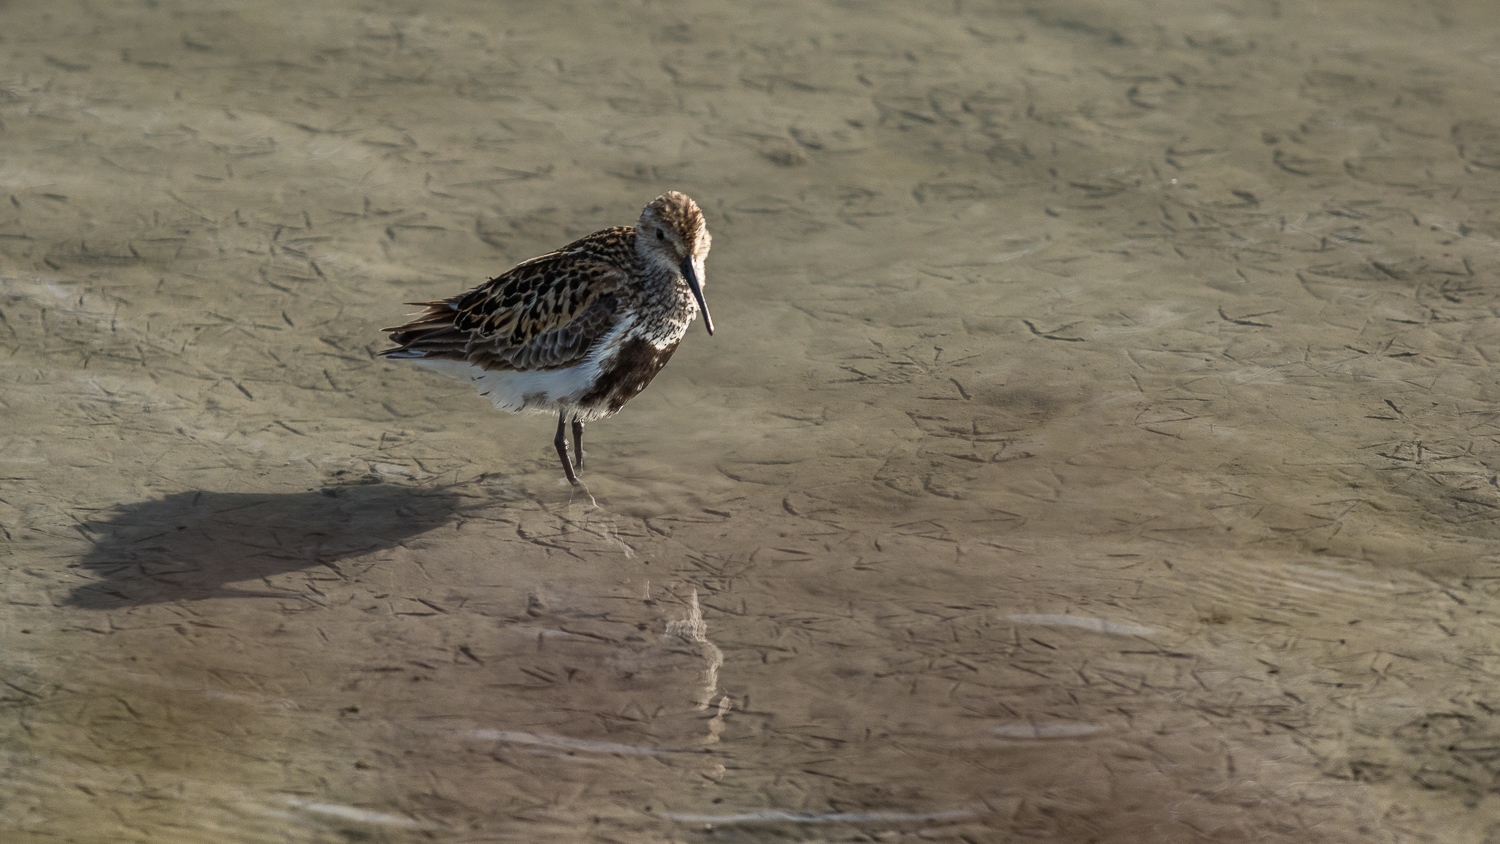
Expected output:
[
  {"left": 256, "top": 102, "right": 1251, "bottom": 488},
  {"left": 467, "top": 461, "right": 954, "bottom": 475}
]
[{"left": 6, "top": 0, "right": 1500, "bottom": 841}]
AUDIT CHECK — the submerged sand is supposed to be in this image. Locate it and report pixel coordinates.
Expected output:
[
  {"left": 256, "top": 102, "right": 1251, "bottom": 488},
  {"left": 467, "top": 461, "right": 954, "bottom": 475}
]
[{"left": 5, "top": 0, "right": 1500, "bottom": 840}]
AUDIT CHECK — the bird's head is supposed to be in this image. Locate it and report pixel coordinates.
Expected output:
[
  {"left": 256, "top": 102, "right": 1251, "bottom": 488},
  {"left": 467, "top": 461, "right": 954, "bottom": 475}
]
[{"left": 637, "top": 191, "right": 714, "bottom": 335}]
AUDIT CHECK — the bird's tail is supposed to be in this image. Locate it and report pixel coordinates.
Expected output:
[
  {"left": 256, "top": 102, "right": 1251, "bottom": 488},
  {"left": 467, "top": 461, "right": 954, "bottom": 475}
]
[
  {"left": 381, "top": 299, "right": 463, "bottom": 361},
  {"left": 379, "top": 348, "right": 428, "bottom": 359}
]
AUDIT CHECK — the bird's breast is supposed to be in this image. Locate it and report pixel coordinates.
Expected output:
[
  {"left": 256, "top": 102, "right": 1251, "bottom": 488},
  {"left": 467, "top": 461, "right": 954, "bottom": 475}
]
[{"left": 579, "top": 335, "right": 681, "bottom": 415}]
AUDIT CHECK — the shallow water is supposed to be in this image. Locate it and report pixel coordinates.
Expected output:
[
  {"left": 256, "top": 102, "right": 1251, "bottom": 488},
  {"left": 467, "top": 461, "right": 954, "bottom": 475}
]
[{"left": 5, "top": 0, "right": 1500, "bottom": 840}]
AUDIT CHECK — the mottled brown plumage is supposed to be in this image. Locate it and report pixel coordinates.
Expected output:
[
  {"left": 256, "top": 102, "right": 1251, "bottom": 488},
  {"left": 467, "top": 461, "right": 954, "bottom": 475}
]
[{"left": 380, "top": 192, "right": 714, "bottom": 485}]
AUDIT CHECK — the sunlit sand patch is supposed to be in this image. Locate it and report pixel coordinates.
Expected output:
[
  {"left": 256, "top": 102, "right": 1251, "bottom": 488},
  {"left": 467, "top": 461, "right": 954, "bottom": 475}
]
[
  {"left": 1280, "top": 562, "right": 1395, "bottom": 596},
  {"left": 1090, "top": 303, "right": 1191, "bottom": 335},
  {"left": 57, "top": 668, "right": 303, "bottom": 714},
  {"left": 990, "top": 722, "right": 1102, "bottom": 739},
  {"left": 367, "top": 461, "right": 420, "bottom": 479},
  {"left": 281, "top": 798, "right": 438, "bottom": 830},
  {"left": 506, "top": 623, "right": 602, "bottom": 640},
  {"left": 0, "top": 749, "right": 443, "bottom": 842},
  {"left": 1223, "top": 365, "right": 1287, "bottom": 384},
  {"left": 986, "top": 239, "right": 1050, "bottom": 263},
  {"left": 1192, "top": 556, "right": 1401, "bottom": 618},
  {"left": 199, "top": 688, "right": 299, "bottom": 711},
  {"left": 305, "top": 138, "right": 349, "bottom": 159},
  {"left": 930, "top": 238, "right": 1049, "bottom": 268},
  {"left": 468, "top": 729, "right": 670, "bottom": 757},
  {"left": 6, "top": 277, "right": 134, "bottom": 331},
  {"left": 1006, "top": 613, "right": 1155, "bottom": 637},
  {"left": 662, "top": 808, "right": 976, "bottom": 824}
]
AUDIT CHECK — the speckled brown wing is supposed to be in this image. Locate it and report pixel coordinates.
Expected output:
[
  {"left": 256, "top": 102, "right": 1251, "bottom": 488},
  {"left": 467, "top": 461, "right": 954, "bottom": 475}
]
[{"left": 382, "top": 229, "right": 635, "bottom": 371}]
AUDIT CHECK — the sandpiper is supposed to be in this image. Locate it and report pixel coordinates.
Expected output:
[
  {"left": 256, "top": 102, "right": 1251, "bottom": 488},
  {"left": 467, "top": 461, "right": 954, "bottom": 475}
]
[{"left": 380, "top": 191, "right": 714, "bottom": 485}]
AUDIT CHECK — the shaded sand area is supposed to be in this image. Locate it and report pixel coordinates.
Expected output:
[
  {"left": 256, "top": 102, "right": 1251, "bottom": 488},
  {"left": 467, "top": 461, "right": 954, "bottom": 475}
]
[{"left": 6, "top": 0, "right": 1500, "bottom": 840}]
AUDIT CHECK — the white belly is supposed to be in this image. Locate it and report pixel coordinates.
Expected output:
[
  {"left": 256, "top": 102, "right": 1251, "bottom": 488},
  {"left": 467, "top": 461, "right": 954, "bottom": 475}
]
[
  {"left": 413, "top": 320, "right": 632, "bottom": 421},
  {"left": 415, "top": 358, "right": 600, "bottom": 415}
]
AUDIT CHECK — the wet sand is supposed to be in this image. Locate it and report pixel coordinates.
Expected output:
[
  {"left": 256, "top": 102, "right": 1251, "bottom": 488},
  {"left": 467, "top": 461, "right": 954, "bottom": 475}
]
[{"left": 5, "top": 0, "right": 1500, "bottom": 840}]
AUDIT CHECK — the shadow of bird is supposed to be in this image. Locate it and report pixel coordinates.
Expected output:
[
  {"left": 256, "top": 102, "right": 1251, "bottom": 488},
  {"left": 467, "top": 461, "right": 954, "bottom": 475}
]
[{"left": 66, "top": 481, "right": 465, "bottom": 609}]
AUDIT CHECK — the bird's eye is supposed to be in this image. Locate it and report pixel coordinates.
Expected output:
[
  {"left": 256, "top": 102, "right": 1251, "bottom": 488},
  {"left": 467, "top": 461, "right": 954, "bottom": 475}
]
[{"left": 655, "top": 228, "right": 666, "bottom": 241}]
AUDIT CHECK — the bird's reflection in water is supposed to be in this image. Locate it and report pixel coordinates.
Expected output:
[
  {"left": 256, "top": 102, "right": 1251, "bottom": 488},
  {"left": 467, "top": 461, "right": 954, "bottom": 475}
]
[
  {"left": 551, "top": 486, "right": 637, "bottom": 559},
  {"left": 536, "top": 489, "right": 733, "bottom": 747}
]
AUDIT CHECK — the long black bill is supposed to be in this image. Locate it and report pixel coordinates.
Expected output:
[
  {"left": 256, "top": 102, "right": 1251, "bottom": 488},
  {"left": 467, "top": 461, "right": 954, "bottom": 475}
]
[{"left": 681, "top": 257, "right": 714, "bottom": 336}]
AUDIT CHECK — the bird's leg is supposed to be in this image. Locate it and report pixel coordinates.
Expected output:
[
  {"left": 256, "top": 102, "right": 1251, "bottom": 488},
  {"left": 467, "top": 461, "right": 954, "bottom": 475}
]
[
  {"left": 571, "top": 416, "right": 585, "bottom": 470},
  {"left": 554, "top": 412, "right": 579, "bottom": 486}
]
